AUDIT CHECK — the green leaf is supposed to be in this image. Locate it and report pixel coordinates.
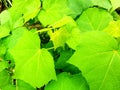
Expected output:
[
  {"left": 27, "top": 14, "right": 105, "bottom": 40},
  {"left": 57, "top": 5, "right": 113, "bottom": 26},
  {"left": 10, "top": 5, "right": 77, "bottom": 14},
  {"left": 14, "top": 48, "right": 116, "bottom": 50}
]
[
  {"left": 45, "top": 72, "right": 89, "bottom": 90},
  {"left": 76, "top": 7, "right": 113, "bottom": 32},
  {"left": 68, "top": 0, "right": 93, "bottom": 18},
  {"left": 0, "top": 61, "right": 8, "bottom": 72},
  {"left": 16, "top": 79, "right": 35, "bottom": 90},
  {"left": 69, "top": 0, "right": 93, "bottom": 10},
  {"left": 8, "top": 28, "right": 56, "bottom": 88},
  {"left": 0, "top": 70, "right": 11, "bottom": 88},
  {"left": 0, "top": 10, "right": 11, "bottom": 25},
  {"left": 2, "top": 85, "right": 16, "bottom": 90},
  {"left": 9, "top": 0, "right": 40, "bottom": 28},
  {"left": 0, "top": 10, "right": 11, "bottom": 38},
  {"left": 50, "top": 27, "right": 69, "bottom": 49},
  {"left": 68, "top": 31, "right": 120, "bottom": 90},
  {"left": 91, "top": 0, "right": 112, "bottom": 10},
  {"left": 2, "top": 80, "right": 35, "bottom": 90},
  {"left": 0, "top": 25, "right": 10, "bottom": 39},
  {"left": 110, "top": 0, "right": 120, "bottom": 11},
  {"left": 104, "top": 20, "right": 120, "bottom": 38},
  {"left": 55, "top": 50, "right": 73, "bottom": 69},
  {"left": 38, "top": 0, "right": 78, "bottom": 26},
  {"left": 0, "top": 40, "right": 6, "bottom": 57},
  {"left": 49, "top": 16, "right": 81, "bottom": 49}
]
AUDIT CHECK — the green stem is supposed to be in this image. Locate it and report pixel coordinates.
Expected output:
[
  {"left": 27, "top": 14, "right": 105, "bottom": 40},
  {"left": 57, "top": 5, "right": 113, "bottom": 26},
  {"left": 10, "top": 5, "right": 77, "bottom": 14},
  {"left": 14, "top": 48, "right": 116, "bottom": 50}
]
[{"left": 35, "top": 28, "right": 53, "bottom": 33}]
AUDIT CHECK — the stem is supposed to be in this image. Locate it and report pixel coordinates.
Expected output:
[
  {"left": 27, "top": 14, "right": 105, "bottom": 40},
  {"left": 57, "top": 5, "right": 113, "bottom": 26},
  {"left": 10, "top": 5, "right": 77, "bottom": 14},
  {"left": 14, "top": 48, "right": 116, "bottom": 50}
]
[
  {"left": 46, "top": 47, "right": 54, "bottom": 50},
  {"left": 7, "top": 0, "right": 12, "bottom": 7},
  {"left": 35, "top": 28, "right": 53, "bottom": 33},
  {"left": 16, "top": 79, "right": 18, "bottom": 90}
]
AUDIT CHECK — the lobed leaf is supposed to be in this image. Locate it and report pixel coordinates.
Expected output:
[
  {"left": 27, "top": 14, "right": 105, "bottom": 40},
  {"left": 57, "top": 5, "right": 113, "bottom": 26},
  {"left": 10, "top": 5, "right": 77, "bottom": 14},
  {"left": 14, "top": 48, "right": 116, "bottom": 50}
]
[
  {"left": 8, "top": 28, "right": 56, "bottom": 88},
  {"left": 68, "top": 31, "right": 120, "bottom": 90}
]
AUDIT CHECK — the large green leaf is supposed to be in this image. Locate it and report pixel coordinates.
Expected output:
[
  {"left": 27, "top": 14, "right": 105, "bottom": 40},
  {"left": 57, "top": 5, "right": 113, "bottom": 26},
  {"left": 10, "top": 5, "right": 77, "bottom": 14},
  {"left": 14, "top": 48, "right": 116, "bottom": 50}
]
[
  {"left": 38, "top": 0, "right": 81, "bottom": 26},
  {"left": 76, "top": 7, "right": 113, "bottom": 32},
  {"left": 45, "top": 72, "right": 89, "bottom": 90},
  {"left": 68, "top": 31, "right": 120, "bottom": 90},
  {"left": 104, "top": 20, "right": 120, "bottom": 38},
  {"left": 8, "top": 28, "right": 56, "bottom": 88}
]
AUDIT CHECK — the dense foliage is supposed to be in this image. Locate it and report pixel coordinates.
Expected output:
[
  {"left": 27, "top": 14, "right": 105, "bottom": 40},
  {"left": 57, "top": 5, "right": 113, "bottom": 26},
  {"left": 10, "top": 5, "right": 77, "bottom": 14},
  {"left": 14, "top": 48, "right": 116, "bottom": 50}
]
[{"left": 0, "top": 0, "right": 120, "bottom": 90}]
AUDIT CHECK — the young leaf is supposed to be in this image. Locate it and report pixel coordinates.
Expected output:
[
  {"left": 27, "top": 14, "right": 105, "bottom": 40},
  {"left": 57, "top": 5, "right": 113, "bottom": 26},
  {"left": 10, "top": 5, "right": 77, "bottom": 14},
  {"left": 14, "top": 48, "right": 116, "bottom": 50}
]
[
  {"left": 49, "top": 16, "right": 81, "bottom": 49},
  {"left": 8, "top": 28, "right": 56, "bottom": 88},
  {"left": 104, "top": 20, "right": 120, "bottom": 38},
  {"left": 76, "top": 7, "right": 113, "bottom": 32},
  {"left": 68, "top": 31, "right": 120, "bottom": 90},
  {"left": 50, "top": 27, "right": 69, "bottom": 49},
  {"left": 45, "top": 72, "right": 89, "bottom": 90}
]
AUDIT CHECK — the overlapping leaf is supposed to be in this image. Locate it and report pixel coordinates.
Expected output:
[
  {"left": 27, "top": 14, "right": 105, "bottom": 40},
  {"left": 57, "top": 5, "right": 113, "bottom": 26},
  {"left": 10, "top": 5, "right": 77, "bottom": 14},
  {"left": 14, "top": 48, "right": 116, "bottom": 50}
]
[
  {"left": 49, "top": 16, "right": 81, "bottom": 49},
  {"left": 104, "top": 20, "right": 120, "bottom": 38},
  {"left": 45, "top": 72, "right": 89, "bottom": 90},
  {"left": 76, "top": 7, "right": 113, "bottom": 32},
  {"left": 68, "top": 31, "right": 120, "bottom": 90},
  {"left": 38, "top": 0, "right": 82, "bottom": 26},
  {"left": 8, "top": 0, "right": 40, "bottom": 28},
  {"left": 8, "top": 28, "right": 56, "bottom": 88}
]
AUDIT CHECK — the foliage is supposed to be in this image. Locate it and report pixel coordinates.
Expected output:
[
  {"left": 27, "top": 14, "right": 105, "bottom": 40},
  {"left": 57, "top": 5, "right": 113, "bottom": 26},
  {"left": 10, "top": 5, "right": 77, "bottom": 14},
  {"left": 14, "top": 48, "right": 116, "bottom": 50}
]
[{"left": 0, "top": 0, "right": 120, "bottom": 90}]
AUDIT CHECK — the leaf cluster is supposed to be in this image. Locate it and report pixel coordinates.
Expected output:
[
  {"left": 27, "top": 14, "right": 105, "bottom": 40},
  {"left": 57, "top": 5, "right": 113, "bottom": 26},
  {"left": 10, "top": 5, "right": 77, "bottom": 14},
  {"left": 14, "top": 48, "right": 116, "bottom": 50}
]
[{"left": 0, "top": 0, "right": 120, "bottom": 90}]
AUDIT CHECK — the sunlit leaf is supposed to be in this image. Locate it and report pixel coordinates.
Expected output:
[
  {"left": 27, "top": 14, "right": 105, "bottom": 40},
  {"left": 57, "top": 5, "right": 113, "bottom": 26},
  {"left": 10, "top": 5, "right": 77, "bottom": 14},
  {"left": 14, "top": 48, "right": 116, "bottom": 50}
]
[
  {"left": 38, "top": 0, "right": 81, "bottom": 26},
  {"left": 8, "top": 28, "right": 56, "bottom": 88},
  {"left": 104, "top": 20, "right": 120, "bottom": 38},
  {"left": 68, "top": 31, "right": 120, "bottom": 90},
  {"left": 76, "top": 7, "right": 113, "bottom": 32},
  {"left": 49, "top": 16, "right": 81, "bottom": 49}
]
